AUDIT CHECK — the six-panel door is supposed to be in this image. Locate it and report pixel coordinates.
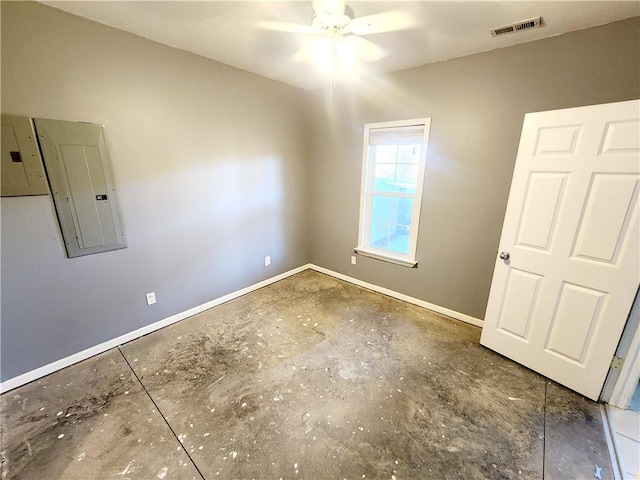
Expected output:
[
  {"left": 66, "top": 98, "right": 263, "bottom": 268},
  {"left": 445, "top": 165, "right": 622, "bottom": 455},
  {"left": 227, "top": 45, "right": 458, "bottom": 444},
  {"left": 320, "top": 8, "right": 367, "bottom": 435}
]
[{"left": 481, "top": 100, "right": 640, "bottom": 400}]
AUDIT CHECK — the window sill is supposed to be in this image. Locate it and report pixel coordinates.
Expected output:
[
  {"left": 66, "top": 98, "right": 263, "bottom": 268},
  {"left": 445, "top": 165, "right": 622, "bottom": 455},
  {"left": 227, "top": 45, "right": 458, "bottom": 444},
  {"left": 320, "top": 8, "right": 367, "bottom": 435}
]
[{"left": 354, "top": 248, "right": 418, "bottom": 268}]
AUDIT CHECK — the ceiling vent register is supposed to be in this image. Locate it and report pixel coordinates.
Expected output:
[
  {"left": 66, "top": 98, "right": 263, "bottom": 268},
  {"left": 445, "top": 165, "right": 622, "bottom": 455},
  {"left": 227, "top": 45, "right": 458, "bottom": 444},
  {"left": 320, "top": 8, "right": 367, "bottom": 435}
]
[{"left": 491, "top": 17, "right": 543, "bottom": 37}]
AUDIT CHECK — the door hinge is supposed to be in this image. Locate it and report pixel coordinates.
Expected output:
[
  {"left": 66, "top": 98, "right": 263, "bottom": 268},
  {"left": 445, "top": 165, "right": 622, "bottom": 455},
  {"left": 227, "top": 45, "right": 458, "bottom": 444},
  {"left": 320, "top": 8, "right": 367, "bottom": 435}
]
[{"left": 610, "top": 356, "right": 624, "bottom": 369}]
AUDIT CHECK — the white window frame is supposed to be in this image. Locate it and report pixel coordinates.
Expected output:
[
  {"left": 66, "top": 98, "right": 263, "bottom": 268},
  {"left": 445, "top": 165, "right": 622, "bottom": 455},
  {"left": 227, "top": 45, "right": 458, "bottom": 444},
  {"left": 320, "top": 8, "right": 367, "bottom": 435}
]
[{"left": 355, "top": 118, "right": 431, "bottom": 267}]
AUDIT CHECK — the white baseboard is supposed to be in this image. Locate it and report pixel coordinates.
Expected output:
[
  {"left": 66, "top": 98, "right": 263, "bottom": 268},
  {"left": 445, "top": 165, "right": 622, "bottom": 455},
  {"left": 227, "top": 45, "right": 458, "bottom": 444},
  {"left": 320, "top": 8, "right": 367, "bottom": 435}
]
[
  {"left": 309, "top": 264, "right": 484, "bottom": 328},
  {"left": 1, "top": 262, "right": 482, "bottom": 393},
  {"left": 0, "top": 264, "right": 311, "bottom": 394}
]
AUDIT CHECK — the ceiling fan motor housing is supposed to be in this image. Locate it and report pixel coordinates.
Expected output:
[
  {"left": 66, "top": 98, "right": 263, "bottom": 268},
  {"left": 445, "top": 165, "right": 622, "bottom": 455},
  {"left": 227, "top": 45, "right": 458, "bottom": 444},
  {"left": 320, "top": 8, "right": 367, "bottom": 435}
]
[{"left": 312, "top": 4, "right": 354, "bottom": 35}]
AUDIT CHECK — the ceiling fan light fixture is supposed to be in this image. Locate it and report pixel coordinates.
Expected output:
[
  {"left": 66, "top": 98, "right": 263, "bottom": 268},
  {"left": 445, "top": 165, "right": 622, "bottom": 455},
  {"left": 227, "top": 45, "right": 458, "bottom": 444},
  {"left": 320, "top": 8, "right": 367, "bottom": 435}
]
[
  {"left": 337, "top": 40, "right": 358, "bottom": 70},
  {"left": 310, "top": 38, "right": 335, "bottom": 73},
  {"left": 312, "top": 4, "right": 354, "bottom": 36},
  {"left": 309, "top": 36, "right": 358, "bottom": 75}
]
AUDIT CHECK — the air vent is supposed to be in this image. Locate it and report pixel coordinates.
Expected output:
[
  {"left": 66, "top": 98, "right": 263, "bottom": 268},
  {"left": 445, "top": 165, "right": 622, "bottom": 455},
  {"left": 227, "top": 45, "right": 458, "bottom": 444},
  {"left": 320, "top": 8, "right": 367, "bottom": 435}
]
[{"left": 491, "top": 17, "right": 542, "bottom": 37}]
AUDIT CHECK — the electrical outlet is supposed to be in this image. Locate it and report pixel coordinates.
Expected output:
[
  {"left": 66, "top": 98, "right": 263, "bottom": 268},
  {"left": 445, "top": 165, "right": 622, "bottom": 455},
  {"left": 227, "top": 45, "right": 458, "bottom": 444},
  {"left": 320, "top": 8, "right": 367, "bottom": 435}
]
[
  {"left": 351, "top": 255, "right": 357, "bottom": 265},
  {"left": 264, "top": 256, "right": 271, "bottom": 267},
  {"left": 146, "top": 292, "right": 156, "bottom": 305}
]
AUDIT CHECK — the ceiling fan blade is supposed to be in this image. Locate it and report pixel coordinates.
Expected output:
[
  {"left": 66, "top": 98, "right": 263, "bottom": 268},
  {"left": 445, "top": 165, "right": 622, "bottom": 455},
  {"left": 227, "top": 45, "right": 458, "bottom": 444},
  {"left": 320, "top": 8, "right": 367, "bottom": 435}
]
[
  {"left": 344, "top": 35, "right": 388, "bottom": 62},
  {"left": 313, "top": 0, "right": 346, "bottom": 17},
  {"left": 348, "top": 9, "right": 420, "bottom": 36},
  {"left": 259, "top": 20, "right": 318, "bottom": 35}
]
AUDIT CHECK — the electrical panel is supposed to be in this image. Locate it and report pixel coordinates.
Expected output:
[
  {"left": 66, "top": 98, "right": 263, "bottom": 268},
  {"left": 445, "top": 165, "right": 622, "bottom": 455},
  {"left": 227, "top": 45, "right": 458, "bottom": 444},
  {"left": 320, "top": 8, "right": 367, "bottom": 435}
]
[
  {"left": 35, "top": 118, "right": 127, "bottom": 258},
  {"left": 1, "top": 114, "right": 49, "bottom": 196}
]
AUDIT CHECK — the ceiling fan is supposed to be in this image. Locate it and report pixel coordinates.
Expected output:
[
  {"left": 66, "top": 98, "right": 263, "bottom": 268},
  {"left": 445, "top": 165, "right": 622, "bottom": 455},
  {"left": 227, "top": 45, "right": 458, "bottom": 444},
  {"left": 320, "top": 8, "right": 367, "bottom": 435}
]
[{"left": 261, "top": 0, "right": 419, "bottom": 76}]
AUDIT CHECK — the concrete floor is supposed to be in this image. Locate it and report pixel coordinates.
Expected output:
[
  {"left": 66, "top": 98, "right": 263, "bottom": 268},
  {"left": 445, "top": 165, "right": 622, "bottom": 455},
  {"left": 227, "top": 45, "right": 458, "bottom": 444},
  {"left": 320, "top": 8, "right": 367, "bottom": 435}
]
[{"left": 1, "top": 270, "right": 613, "bottom": 479}]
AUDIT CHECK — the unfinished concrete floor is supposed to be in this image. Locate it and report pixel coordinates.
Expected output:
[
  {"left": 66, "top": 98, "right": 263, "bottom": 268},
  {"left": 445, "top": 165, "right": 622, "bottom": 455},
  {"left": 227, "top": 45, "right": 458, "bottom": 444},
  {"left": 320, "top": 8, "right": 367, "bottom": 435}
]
[{"left": 1, "top": 270, "right": 613, "bottom": 479}]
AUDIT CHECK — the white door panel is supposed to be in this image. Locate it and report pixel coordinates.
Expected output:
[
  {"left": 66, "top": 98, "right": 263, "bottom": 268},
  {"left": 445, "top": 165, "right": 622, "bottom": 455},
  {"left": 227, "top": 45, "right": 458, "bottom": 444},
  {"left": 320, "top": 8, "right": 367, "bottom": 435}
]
[
  {"left": 515, "top": 172, "right": 568, "bottom": 251},
  {"left": 571, "top": 174, "right": 639, "bottom": 263},
  {"left": 481, "top": 100, "right": 640, "bottom": 400},
  {"left": 496, "top": 268, "right": 541, "bottom": 341}
]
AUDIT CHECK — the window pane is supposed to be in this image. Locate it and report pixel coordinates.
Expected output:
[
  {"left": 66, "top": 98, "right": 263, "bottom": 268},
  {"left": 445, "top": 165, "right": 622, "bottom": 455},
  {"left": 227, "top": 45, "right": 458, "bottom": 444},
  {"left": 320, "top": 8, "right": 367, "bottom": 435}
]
[
  {"left": 370, "top": 144, "right": 421, "bottom": 194},
  {"left": 369, "top": 197, "right": 414, "bottom": 255},
  {"left": 374, "top": 145, "right": 398, "bottom": 164},
  {"left": 396, "top": 197, "right": 414, "bottom": 227},
  {"left": 371, "top": 195, "right": 392, "bottom": 224},
  {"left": 392, "top": 198, "right": 414, "bottom": 255},
  {"left": 387, "top": 225, "right": 410, "bottom": 255},
  {"left": 373, "top": 164, "right": 396, "bottom": 193},
  {"left": 369, "top": 223, "right": 389, "bottom": 249},
  {"left": 394, "top": 164, "right": 419, "bottom": 194},
  {"left": 373, "top": 164, "right": 419, "bottom": 194},
  {"left": 397, "top": 145, "right": 421, "bottom": 164}
]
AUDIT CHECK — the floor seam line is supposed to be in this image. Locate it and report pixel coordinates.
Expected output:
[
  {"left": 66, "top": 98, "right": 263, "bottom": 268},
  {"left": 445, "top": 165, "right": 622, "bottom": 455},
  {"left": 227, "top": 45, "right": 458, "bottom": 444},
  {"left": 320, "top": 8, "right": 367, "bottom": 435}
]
[
  {"left": 117, "top": 346, "right": 206, "bottom": 480},
  {"left": 613, "top": 431, "right": 640, "bottom": 442},
  {"left": 542, "top": 381, "right": 548, "bottom": 480}
]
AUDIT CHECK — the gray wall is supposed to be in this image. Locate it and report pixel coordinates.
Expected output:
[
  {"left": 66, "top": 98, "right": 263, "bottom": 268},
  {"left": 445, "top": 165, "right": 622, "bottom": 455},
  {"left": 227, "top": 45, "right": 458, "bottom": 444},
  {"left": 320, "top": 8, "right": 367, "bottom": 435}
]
[
  {"left": 2, "top": 2, "right": 639, "bottom": 383},
  {"left": 1, "top": 2, "right": 309, "bottom": 380},
  {"left": 308, "top": 17, "right": 640, "bottom": 320}
]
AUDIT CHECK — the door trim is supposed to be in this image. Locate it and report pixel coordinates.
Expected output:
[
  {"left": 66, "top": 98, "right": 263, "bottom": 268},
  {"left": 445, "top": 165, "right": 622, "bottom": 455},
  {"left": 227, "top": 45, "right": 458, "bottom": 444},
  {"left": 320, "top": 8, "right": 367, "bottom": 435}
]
[{"left": 602, "top": 288, "right": 640, "bottom": 405}]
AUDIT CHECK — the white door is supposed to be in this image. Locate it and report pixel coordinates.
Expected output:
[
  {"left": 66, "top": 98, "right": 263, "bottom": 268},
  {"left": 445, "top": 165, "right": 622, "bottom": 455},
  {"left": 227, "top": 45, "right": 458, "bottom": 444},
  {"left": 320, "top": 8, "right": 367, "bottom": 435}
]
[{"left": 480, "top": 100, "right": 640, "bottom": 401}]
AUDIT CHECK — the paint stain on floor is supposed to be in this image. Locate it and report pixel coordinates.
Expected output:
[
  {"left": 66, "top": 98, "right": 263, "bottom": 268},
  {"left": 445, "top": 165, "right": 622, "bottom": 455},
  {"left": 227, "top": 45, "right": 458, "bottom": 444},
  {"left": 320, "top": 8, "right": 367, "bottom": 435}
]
[{"left": 1, "top": 271, "right": 613, "bottom": 479}]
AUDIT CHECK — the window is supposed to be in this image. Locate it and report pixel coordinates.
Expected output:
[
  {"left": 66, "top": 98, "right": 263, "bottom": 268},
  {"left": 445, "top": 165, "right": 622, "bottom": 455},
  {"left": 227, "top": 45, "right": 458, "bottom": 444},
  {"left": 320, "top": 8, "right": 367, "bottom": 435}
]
[{"left": 356, "top": 118, "right": 431, "bottom": 267}]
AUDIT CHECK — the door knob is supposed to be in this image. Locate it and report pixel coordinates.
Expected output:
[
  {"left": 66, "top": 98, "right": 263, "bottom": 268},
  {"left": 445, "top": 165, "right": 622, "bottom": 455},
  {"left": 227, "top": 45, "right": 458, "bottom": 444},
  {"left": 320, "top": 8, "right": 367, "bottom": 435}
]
[{"left": 499, "top": 252, "right": 510, "bottom": 260}]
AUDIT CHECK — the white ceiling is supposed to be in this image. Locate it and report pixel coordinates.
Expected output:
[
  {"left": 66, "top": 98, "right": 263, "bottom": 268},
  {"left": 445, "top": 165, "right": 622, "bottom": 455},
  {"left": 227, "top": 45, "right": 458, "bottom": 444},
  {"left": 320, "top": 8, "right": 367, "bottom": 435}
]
[{"left": 41, "top": 1, "right": 640, "bottom": 90}]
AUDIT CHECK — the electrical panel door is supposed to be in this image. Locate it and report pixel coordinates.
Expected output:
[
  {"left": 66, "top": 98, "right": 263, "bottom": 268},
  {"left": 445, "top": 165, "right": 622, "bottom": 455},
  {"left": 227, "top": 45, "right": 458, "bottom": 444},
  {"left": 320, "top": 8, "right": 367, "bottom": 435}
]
[
  {"left": 1, "top": 114, "right": 48, "bottom": 196},
  {"left": 35, "top": 118, "right": 127, "bottom": 258}
]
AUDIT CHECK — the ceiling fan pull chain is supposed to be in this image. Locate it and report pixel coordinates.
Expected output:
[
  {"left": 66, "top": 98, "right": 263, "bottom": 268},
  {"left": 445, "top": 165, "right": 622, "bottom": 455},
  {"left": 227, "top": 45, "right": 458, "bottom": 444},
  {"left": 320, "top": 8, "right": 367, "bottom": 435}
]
[{"left": 329, "top": 69, "right": 334, "bottom": 105}]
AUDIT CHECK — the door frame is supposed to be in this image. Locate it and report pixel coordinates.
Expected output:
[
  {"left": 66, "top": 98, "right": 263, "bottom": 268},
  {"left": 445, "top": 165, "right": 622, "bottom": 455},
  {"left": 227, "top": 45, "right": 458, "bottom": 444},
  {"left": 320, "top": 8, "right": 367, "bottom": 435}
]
[{"left": 601, "top": 288, "right": 640, "bottom": 406}]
